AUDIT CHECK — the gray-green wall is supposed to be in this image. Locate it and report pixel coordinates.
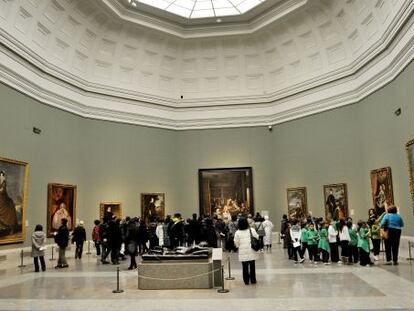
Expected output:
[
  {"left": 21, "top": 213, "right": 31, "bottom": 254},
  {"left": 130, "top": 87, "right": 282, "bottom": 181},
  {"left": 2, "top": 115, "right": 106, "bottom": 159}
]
[{"left": 1, "top": 60, "right": 414, "bottom": 248}]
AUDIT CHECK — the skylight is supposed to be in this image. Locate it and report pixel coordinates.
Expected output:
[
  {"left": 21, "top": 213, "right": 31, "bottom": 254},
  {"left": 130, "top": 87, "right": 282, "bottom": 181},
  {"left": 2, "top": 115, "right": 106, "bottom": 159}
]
[{"left": 127, "top": 0, "right": 267, "bottom": 19}]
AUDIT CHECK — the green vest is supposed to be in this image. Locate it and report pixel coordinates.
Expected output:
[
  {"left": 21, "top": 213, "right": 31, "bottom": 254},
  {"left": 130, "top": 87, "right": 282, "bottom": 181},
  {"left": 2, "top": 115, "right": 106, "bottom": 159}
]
[
  {"left": 357, "top": 227, "right": 370, "bottom": 253},
  {"left": 318, "top": 228, "right": 330, "bottom": 252},
  {"left": 349, "top": 228, "right": 358, "bottom": 246},
  {"left": 301, "top": 228, "right": 308, "bottom": 243},
  {"left": 307, "top": 229, "right": 319, "bottom": 245}
]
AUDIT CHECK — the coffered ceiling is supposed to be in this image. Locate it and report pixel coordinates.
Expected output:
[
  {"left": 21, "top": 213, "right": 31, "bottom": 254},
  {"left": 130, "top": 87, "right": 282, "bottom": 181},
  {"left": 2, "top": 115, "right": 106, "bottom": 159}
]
[{"left": 0, "top": 0, "right": 413, "bottom": 130}]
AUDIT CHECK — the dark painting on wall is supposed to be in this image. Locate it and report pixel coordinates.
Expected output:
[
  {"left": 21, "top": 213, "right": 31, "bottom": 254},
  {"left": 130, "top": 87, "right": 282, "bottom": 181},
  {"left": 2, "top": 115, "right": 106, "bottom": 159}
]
[
  {"left": 47, "top": 183, "right": 77, "bottom": 237},
  {"left": 100, "top": 202, "right": 122, "bottom": 223},
  {"left": 287, "top": 187, "right": 307, "bottom": 220},
  {"left": 323, "top": 183, "right": 348, "bottom": 220},
  {"left": 370, "top": 167, "right": 394, "bottom": 217},
  {"left": 0, "top": 156, "right": 29, "bottom": 245},
  {"left": 406, "top": 139, "right": 414, "bottom": 220},
  {"left": 199, "top": 167, "right": 253, "bottom": 220},
  {"left": 141, "top": 193, "right": 165, "bottom": 223}
]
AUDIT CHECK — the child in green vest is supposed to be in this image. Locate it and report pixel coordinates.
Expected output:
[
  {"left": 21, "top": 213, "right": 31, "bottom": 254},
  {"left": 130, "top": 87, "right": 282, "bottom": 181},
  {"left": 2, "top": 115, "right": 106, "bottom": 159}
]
[
  {"left": 357, "top": 220, "right": 373, "bottom": 266},
  {"left": 347, "top": 220, "right": 359, "bottom": 264},
  {"left": 306, "top": 223, "right": 319, "bottom": 263},
  {"left": 371, "top": 220, "right": 381, "bottom": 261},
  {"left": 318, "top": 221, "right": 330, "bottom": 265},
  {"left": 300, "top": 222, "right": 309, "bottom": 259}
]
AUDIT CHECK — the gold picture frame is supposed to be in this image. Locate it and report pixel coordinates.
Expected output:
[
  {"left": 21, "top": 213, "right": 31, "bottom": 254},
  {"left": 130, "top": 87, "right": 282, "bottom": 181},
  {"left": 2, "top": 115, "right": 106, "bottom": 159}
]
[
  {"left": 99, "top": 202, "right": 122, "bottom": 222},
  {"left": 406, "top": 139, "right": 414, "bottom": 220},
  {"left": 0, "top": 156, "right": 29, "bottom": 245},
  {"left": 370, "top": 167, "right": 394, "bottom": 216},
  {"left": 323, "top": 183, "right": 348, "bottom": 220},
  {"left": 47, "top": 183, "right": 77, "bottom": 237},
  {"left": 141, "top": 193, "right": 165, "bottom": 223},
  {"left": 287, "top": 187, "right": 307, "bottom": 220}
]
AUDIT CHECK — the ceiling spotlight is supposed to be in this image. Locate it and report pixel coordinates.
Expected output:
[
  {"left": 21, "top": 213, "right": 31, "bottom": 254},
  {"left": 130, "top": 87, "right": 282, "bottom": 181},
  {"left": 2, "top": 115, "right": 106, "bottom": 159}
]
[
  {"left": 216, "top": 18, "right": 222, "bottom": 23},
  {"left": 131, "top": 2, "right": 137, "bottom": 7}
]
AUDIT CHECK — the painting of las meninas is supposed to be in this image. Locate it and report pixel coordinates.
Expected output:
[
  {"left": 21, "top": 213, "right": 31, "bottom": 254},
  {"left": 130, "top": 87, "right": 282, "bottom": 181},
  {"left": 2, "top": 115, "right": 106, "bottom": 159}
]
[
  {"left": 287, "top": 187, "right": 307, "bottom": 221},
  {"left": 47, "top": 184, "right": 77, "bottom": 237},
  {"left": 0, "top": 156, "right": 29, "bottom": 245},
  {"left": 370, "top": 167, "right": 394, "bottom": 217},
  {"left": 199, "top": 167, "right": 253, "bottom": 220},
  {"left": 406, "top": 139, "right": 414, "bottom": 219},
  {"left": 324, "top": 183, "right": 348, "bottom": 220}
]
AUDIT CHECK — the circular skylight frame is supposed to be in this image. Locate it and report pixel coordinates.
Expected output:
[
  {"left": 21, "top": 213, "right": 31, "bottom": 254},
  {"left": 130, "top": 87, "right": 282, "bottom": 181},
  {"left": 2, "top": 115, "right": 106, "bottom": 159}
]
[{"left": 127, "top": 0, "right": 267, "bottom": 19}]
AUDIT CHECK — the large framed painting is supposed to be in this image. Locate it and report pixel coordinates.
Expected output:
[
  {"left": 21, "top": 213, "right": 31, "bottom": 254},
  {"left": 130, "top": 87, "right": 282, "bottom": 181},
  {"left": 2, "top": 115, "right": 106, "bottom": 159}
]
[
  {"left": 370, "top": 167, "right": 394, "bottom": 217},
  {"left": 406, "top": 139, "right": 414, "bottom": 219},
  {"left": 141, "top": 193, "right": 165, "bottom": 223},
  {"left": 0, "top": 156, "right": 29, "bottom": 245},
  {"left": 47, "top": 183, "right": 77, "bottom": 237},
  {"left": 100, "top": 202, "right": 122, "bottom": 223},
  {"left": 323, "top": 183, "right": 348, "bottom": 220},
  {"left": 199, "top": 167, "right": 253, "bottom": 219},
  {"left": 287, "top": 187, "right": 307, "bottom": 220}
]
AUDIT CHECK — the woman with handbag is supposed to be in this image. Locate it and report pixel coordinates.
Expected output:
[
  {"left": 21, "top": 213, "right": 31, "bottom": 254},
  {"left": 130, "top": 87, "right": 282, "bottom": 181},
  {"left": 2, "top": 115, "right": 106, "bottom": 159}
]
[
  {"left": 31, "top": 224, "right": 46, "bottom": 272},
  {"left": 380, "top": 205, "right": 404, "bottom": 265},
  {"left": 234, "top": 217, "right": 259, "bottom": 285}
]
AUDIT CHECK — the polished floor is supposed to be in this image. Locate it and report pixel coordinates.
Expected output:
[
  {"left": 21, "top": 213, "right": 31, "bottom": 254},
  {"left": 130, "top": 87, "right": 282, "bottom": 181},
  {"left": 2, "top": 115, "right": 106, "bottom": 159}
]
[{"left": 1, "top": 244, "right": 414, "bottom": 311}]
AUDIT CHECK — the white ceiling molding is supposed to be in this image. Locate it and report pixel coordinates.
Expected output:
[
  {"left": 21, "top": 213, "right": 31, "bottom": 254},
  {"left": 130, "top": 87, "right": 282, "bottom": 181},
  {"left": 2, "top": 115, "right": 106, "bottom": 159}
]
[{"left": 0, "top": 0, "right": 413, "bottom": 130}]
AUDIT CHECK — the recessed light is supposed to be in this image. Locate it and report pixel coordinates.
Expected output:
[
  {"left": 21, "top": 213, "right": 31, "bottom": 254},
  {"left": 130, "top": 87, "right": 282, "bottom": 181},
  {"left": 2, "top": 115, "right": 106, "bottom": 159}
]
[{"left": 216, "top": 18, "right": 222, "bottom": 23}]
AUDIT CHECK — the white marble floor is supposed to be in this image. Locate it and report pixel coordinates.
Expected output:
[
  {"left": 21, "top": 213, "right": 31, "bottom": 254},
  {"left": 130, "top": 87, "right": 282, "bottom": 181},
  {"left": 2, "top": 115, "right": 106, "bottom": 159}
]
[{"left": 0, "top": 244, "right": 414, "bottom": 311}]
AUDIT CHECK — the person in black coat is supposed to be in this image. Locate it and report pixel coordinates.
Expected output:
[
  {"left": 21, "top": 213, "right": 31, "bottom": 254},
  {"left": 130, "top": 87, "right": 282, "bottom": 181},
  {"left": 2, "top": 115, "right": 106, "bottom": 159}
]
[
  {"left": 137, "top": 219, "right": 149, "bottom": 254},
  {"left": 54, "top": 218, "right": 69, "bottom": 268},
  {"left": 170, "top": 213, "right": 185, "bottom": 248},
  {"left": 147, "top": 216, "right": 158, "bottom": 249},
  {"left": 108, "top": 217, "right": 122, "bottom": 264},
  {"left": 99, "top": 220, "right": 110, "bottom": 264},
  {"left": 125, "top": 217, "right": 139, "bottom": 270},
  {"left": 72, "top": 221, "right": 86, "bottom": 259},
  {"left": 200, "top": 217, "right": 218, "bottom": 248}
]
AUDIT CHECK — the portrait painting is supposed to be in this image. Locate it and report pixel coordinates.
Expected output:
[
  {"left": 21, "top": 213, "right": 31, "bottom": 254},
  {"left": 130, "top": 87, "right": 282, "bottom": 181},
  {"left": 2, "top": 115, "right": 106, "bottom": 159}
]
[
  {"left": 323, "top": 183, "right": 348, "bottom": 220},
  {"left": 0, "top": 156, "right": 29, "bottom": 245},
  {"left": 405, "top": 139, "right": 414, "bottom": 219},
  {"left": 370, "top": 167, "right": 394, "bottom": 217},
  {"left": 287, "top": 187, "right": 307, "bottom": 220},
  {"left": 199, "top": 167, "right": 254, "bottom": 220},
  {"left": 100, "top": 202, "right": 122, "bottom": 223},
  {"left": 141, "top": 193, "right": 165, "bottom": 223},
  {"left": 47, "top": 183, "right": 76, "bottom": 237}
]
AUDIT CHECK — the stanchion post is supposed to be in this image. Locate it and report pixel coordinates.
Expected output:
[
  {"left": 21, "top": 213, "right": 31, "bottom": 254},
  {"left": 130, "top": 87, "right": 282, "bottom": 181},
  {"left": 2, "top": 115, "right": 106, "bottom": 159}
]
[
  {"left": 112, "top": 267, "right": 124, "bottom": 294},
  {"left": 49, "top": 246, "right": 56, "bottom": 261},
  {"left": 86, "top": 241, "right": 92, "bottom": 255},
  {"left": 277, "top": 232, "right": 282, "bottom": 244},
  {"left": 217, "top": 265, "right": 229, "bottom": 293},
  {"left": 407, "top": 241, "right": 413, "bottom": 262},
  {"left": 225, "top": 256, "right": 235, "bottom": 280},
  {"left": 18, "top": 249, "right": 26, "bottom": 268}
]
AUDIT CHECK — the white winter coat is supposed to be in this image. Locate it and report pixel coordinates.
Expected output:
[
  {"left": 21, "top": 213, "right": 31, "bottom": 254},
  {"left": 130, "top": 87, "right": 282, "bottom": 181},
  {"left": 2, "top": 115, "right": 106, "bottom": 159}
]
[
  {"left": 234, "top": 228, "right": 259, "bottom": 262},
  {"left": 156, "top": 224, "right": 164, "bottom": 246},
  {"left": 262, "top": 220, "right": 274, "bottom": 245}
]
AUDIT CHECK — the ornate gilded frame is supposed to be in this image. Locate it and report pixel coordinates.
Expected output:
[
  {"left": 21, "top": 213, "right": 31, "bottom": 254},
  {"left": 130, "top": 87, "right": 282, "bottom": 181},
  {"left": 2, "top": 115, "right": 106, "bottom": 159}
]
[
  {"left": 286, "top": 187, "right": 307, "bottom": 220},
  {"left": 406, "top": 139, "right": 414, "bottom": 219},
  {"left": 0, "top": 156, "right": 29, "bottom": 245},
  {"left": 99, "top": 201, "right": 122, "bottom": 222},
  {"left": 323, "top": 183, "right": 348, "bottom": 220}
]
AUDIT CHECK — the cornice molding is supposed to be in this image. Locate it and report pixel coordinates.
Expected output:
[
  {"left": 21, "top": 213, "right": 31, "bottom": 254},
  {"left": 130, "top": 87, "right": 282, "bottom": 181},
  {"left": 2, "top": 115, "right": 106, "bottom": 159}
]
[{"left": 0, "top": 0, "right": 413, "bottom": 130}]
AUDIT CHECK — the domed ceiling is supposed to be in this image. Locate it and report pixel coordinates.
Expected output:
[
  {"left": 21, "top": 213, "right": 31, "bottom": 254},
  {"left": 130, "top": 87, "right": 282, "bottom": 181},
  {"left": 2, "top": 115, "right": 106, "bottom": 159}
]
[{"left": 0, "top": 0, "right": 413, "bottom": 129}]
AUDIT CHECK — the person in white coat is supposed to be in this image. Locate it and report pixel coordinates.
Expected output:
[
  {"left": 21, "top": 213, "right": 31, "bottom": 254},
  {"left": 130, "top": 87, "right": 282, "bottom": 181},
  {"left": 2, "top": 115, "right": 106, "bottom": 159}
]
[
  {"left": 234, "top": 217, "right": 259, "bottom": 285},
  {"left": 262, "top": 216, "right": 274, "bottom": 250}
]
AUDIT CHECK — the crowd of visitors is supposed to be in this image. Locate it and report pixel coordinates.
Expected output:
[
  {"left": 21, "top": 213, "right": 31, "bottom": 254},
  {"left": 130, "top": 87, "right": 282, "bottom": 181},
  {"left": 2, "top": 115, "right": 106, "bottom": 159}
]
[
  {"left": 30, "top": 204, "right": 404, "bottom": 279},
  {"left": 280, "top": 204, "right": 404, "bottom": 266}
]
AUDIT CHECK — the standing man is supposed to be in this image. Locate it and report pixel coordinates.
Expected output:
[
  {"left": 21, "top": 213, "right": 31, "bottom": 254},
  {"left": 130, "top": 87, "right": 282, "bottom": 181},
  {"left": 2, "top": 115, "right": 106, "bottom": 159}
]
[
  {"left": 54, "top": 218, "right": 69, "bottom": 268},
  {"left": 72, "top": 220, "right": 86, "bottom": 259}
]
